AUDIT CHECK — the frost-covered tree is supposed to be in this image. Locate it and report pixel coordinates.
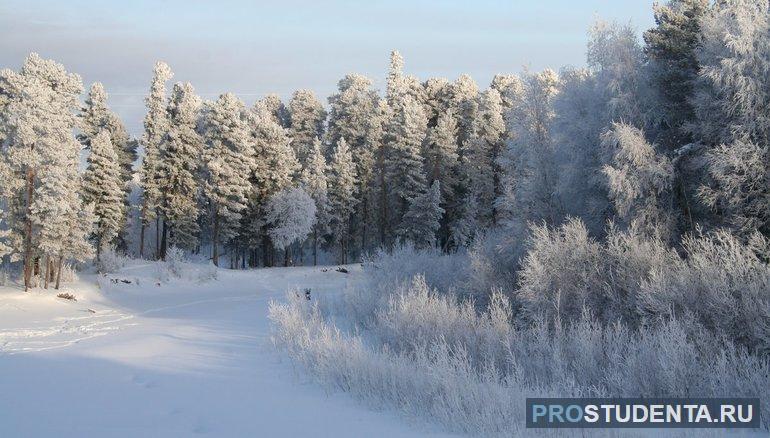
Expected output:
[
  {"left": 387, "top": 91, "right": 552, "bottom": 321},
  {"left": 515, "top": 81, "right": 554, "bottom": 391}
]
[
  {"left": 160, "top": 82, "right": 203, "bottom": 254},
  {"left": 139, "top": 61, "right": 173, "bottom": 258},
  {"left": 700, "top": 141, "right": 769, "bottom": 237},
  {"left": 498, "top": 69, "right": 561, "bottom": 233},
  {"left": 422, "top": 77, "right": 452, "bottom": 128},
  {"left": 201, "top": 93, "right": 253, "bottom": 266},
  {"left": 490, "top": 74, "right": 523, "bottom": 111},
  {"left": 397, "top": 181, "right": 444, "bottom": 249},
  {"left": 694, "top": 0, "right": 770, "bottom": 147},
  {"left": 78, "top": 82, "right": 136, "bottom": 196},
  {"left": 288, "top": 89, "right": 326, "bottom": 167},
  {"left": 327, "top": 137, "right": 357, "bottom": 263},
  {"left": 82, "top": 130, "right": 125, "bottom": 259},
  {"left": 452, "top": 74, "right": 480, "bottom": 152},
  {"left": 0, "top": 53, "right": 86, "bottom": 290},
  {"left": 463, "top": 89, "right": 505, "bottom": 227},
  {"left": 242, "top": 103, "right": 299, "bottom": 266},
  {"left": 552, "top": 67, "right": 612, "bottom": 236},
  {"left": 300, "top": 138, "right": 330, "bottom": 265},
  {"left": 385, "top": 95, "right": 429, "bottom": 223},
  {"left": 425, "top": 110, "right": 459, "bottom": 202},
  {"left": 588, "top": 20, "right": 656, "bottom": 134},
  {"left": 602, "top": 123, "right": 674, "bottom": 237},
  {"left": 256, "top": 94, "right": 289, "bottom": 127},
  {"left": 644, "top": 0, "right": 709, "bottom": 148},
  {"left": 327, "top": 73, "right": 380, "bottom": 252},
  {"left": 265, "top": 186, "right": 317, "bottom": 266}
]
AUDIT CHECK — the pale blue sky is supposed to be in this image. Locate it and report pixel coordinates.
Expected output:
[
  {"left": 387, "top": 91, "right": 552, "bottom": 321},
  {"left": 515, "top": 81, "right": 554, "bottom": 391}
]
[{"left": 0, "top": 0, "right": 655, "bottom": 135}]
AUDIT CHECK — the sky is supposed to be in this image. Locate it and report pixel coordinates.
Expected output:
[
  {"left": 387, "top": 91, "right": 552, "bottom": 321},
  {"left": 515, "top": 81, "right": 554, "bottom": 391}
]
[{"left": 0, "top": 0, "right": 655, "bottom": 136}]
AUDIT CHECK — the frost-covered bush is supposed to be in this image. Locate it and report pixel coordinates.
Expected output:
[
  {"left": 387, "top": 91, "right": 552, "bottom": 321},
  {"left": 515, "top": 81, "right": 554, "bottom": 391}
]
[
  {"left": 640, "top": 230, "right": 770, "bottom": 353},
  {"left": 271, "top": 288, "right": 770, "bottom": 434},
  {"left": 517, "top": 218, "right": 676, "bottom": 325},
  {"left": 98, "top": 247, "right": 127, "bottom": 273},
  {"left": 58, "top": 263, "right": 79, "bottom": 283},
  {"left": 165, "top": 246, "right": 186, "bottom": 278}
]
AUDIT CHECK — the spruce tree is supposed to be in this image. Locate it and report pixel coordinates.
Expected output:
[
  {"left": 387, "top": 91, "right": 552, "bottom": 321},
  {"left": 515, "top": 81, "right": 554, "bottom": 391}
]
[
  {"left": 398, "top": 180, "right": 444, "bottom": 249},
  {"left": 139, "top": 61, "right": 173, "bottom": 258},
  {"left": 160, "top": 82, "right": 203, "bottom": 254},
  {"left": 201, "top": 93, "right": 253, "bottom": 266},
  {"left": 82, "top": 130, "right": 125, "bottom": 260},
  {"left": 385, "top": 95, "right": 428, "bottom": 223},
  {"left": 327, "top": 138, "right": 357, "bottom": 264}
]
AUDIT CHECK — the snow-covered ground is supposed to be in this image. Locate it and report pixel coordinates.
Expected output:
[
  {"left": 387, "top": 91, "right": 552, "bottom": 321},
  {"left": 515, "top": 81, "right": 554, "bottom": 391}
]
[{"left": 0, "top": 262, "right": 451, "bottom": 437}]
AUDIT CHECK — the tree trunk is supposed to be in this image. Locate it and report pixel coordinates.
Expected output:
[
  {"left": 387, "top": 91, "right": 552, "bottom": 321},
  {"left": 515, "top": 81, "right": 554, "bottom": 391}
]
[
  {"left": 44, "top": 255, "right": 50, "bottom": 289},
  {"left": 160, "top": 220, "right": 168, "bottom": 260},
  {"left": 155, "top": 216, "right": 161, "bottom": 260},
  {"left": 23, "top": 168, "right": 35, "bottom": 292},
  {"left": 54, "top": 255, "right": 63, "bottom": 290},
  {"left": 313, "top": 228, "right": 318, "bottom": 266},
  {"left": 212, "top": 209, "right": 220, "bottom": 267},
  {"left": 139, "top": 220, "right": 146, "bottom": 258},
  {"left": 284, "top": 247, "right": 290, "bottom": 267}
]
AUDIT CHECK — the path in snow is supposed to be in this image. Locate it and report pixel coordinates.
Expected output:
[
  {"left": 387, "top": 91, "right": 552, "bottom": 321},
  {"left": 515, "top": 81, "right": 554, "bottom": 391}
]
[{"left": 0, "top": 263, "right": 452, "bottom": 437}]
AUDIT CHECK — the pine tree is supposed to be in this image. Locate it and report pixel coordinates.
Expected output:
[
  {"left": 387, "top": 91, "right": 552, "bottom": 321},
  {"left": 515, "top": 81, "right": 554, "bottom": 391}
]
[
  {"left": 644, "top": 0, "right": 709, "bottom": 148},
  {"left": 327, "top": 73, "right": 380, "bottom": 253},
  {"left": 0, "top": 53, "right": 85, "bottom": 290},
  {"left": 300, "top": 137, "right": 330, "bottom": 265},
  {"left": 201, "top": 93, "right": 253, "bottom": 266},
  {"left": 327, "top": 138, "right": 357, "bottom": 264},
  {"left": 78, "top": 82, "right": 133, "bottom": 249},
  {"left": 452, "top": 74, "right": 480, "bottom": 152},
  {"left": 398, "top": 180, "right": 444, "bottom": 249},
  {"left": 139, "top": 61, "right": 173, "bottom": 258},
  {"left": 82, "top": 130, "right": 126, "bottom": 260},
  {"left": 160, "top": 82, "right": 203, "bottom": 254},
  {"left": 257, "top": 94, "right": 289, "bottom": 127},
  {"left": 288, "top": 89, "right": 326, "bottom": 167}
]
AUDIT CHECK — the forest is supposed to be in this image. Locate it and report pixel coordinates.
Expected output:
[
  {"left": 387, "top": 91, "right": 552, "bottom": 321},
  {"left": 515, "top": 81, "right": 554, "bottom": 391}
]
[{"left": 1, "top": 0, "right": 769, "bottom": 434}]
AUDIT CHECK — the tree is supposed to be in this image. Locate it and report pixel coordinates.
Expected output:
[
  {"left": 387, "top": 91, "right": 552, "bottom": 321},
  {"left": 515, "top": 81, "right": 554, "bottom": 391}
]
[
  {"left": 385, "top": 95, "right": 429, "bottom": 225},
  {"left": 602, "top": 123, "right": 674, "bottom": 238},
  {"left": 82, "top": 130, "right": 125, "bottom": 260},
  {"left": 300, "top": 138, "right": 330, "bottom": 265},
  {"left": 327, "top": 138, "right": 357, "bottom": 263},
  {"left": 200, "top": 93, "right": 253, "bottom": 266},
  {"left": 694, "top": 0, "right": 770, "bottom": 147},
  {"left": 243, "top": 104, "right": 299, "bottom": 267},
  {"left": 497, "top": 69, "right": 561, "bottom": 235},
  {"left": 327, "top": 73, "right": 380, "bottom": 253},
  {"left": 0, "top": 53, "right": 84, "bottom": 290},
  {"left": 644, "top": 0, "right": 709, "bottom": 148},
  {"left": 398, "top": 181, "right": 444, "bottom": 249},
  {"left": 139, "top": 61, "right": 173, "bottom": 258},
  {"left": 160, "top": 82, "right": 203, "bottom": 254},
  {"left": 288, "top": 90, "right": 326, "bottom": 167},
  {"left": 464, "top": 89, "right": 505, "bottom": 227},
  {"left": 452, "top": 74, "right": 480, "bottom": 152},
  {"left": 265, "top": 186, "right": 317, "bottom": 266},
  {"left": 700, "top": 141, "right": 769, "bottom": 237}
]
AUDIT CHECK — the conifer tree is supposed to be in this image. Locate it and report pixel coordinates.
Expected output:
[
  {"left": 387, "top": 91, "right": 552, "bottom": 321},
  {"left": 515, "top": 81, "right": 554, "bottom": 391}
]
[
  {"left": 644, "top": 0, "right": 709, "bottom": 148},
  {"left": 139, "top": 61, "right": 173, "bottom": 258},
  {"left": 300, "top": 138, "right": 330, "bottom": 265},
  {"left": 327, "top": 138, "right": 357, "bottom": 264},
  {"left": 288, "top": 89, "right": 326, "bottom": 167},
  {"left": 385, "top": 95, "right": 429, "bottom": 224},
  {"left": 0, "top": 53, "right": 85, "bottom": 290},
  {"left": 201, "top": 93, "right": 253, "bottom": 266},
  {"left": 160, "top": 82, "right": 203, "bottom": 254},
  {"left": 398, "top": 180, "right": 444, "bottom": 249},
  {"left": 82, "top": 130, "right": 125, "bottom": 260}
]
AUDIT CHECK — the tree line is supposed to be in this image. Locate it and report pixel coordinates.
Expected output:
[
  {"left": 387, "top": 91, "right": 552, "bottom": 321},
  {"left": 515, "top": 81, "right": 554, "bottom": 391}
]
[{"left": 1, "top": 0, "right": 768, "bottom": 289}]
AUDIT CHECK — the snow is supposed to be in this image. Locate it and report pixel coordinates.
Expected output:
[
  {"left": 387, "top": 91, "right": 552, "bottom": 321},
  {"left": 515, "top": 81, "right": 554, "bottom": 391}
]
[{"left": 0, "top": 262, "right": 453, "bottom": 437}]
